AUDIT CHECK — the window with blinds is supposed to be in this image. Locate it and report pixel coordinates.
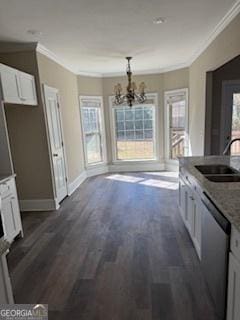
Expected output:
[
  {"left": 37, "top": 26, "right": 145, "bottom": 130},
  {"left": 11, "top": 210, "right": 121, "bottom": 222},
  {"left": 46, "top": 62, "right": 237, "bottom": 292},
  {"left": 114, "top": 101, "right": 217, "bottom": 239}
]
[
  {"left": 113, "top": 104, "right": 156, "bottom": 160},
  {"left": 80, "top": 98, "right": 104, "bottom": 165},
  {"left": 165, "top": 90, "right": 189, "bottom": 160}
]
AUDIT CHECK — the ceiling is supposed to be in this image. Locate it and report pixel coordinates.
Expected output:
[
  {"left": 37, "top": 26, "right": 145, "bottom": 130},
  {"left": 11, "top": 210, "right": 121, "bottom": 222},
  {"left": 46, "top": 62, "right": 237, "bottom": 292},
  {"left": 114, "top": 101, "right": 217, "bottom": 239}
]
[{"left": 0, "top": 0, "right": 239, "bottom": 75}]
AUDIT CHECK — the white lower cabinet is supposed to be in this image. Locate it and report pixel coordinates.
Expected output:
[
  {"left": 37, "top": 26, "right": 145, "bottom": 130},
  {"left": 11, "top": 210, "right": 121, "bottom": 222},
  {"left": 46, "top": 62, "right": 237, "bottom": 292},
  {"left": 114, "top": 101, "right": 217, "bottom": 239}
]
[
  {"left": 179, "top": 176, "right": 201, "bottom": 259},
  {"left": 0, "top": 177, "right": 23, "bottom": 243},
  {"left": 0, "top": 253, "right": 14, "bottom": 303},
  {"left": 179, "top": 178, "right": 186, "bottom": 220},
  {"left": 2, "top": 195, "right": 21, "bottom": 242},
  {"left": 227, "top": 253, "right": 240, "bottom": 320}
]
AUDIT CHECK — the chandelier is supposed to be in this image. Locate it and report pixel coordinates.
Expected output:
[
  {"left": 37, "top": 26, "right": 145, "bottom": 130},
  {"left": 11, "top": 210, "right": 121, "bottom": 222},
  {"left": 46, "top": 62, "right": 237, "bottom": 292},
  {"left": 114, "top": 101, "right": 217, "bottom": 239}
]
[{"left": 114, "top": 57, "right": 146, "bottom": 107}]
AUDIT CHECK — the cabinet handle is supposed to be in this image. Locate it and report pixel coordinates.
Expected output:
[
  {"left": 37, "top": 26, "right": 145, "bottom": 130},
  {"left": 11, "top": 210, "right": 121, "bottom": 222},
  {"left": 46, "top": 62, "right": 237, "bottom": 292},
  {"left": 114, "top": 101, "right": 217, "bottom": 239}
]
[
  {"left": 236, "top": 239, "right": 239, "bottom": 248},
  {"left": 186, "top": 176, "right": 192, "bottom": 185}
]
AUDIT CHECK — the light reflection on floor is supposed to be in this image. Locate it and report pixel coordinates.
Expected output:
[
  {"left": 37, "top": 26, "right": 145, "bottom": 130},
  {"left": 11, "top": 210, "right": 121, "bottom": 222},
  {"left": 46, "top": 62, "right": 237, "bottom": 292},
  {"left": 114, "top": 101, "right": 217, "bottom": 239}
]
[
  {"left": 106, "top": 174, "right": 144, "bottom": 183},
  {"left": 139, "top": 178, "right": 178, "bottom": 190},
  {"left": 106, "top": 171, "right": 179, "bottom": 190},
  {"left": 143, "top": 171, "right": 179, "bottom": 178}
]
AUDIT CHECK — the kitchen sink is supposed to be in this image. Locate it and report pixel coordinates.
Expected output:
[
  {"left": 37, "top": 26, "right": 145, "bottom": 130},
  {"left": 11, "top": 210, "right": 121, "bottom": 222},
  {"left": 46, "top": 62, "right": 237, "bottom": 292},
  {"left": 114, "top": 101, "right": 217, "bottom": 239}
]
[
  {"left": 195, "top": 164, "right": 238, "bottom": 175},
  {"left": 205, "top": 175, "right": 240, "bottom": 182}
]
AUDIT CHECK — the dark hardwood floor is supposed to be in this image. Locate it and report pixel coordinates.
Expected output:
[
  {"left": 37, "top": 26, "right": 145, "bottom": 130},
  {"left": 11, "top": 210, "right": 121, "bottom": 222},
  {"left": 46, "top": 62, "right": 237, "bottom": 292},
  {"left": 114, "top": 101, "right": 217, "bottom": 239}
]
[{"left": 7, "top": 172, "right": 217, "bottom": 320}]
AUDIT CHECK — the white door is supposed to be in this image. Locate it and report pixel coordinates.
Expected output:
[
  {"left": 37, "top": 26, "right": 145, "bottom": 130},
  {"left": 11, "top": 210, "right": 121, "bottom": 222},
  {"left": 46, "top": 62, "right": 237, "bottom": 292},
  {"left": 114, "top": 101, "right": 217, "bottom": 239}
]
[{"left": 44, "top": 86, "right": 68, "bottom": 203}]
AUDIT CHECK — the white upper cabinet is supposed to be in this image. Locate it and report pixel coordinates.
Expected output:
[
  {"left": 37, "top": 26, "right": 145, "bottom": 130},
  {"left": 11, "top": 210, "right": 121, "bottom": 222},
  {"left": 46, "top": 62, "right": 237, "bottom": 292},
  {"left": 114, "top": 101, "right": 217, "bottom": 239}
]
[
  {"left": 0, "top": 64, "right": 22, "bottom": 104},
  {"left": 0, "top": 63, "right": 37, "bottom": 106},
  {"left": 17, "top": 71, "right": 37, "bottom": 105}
]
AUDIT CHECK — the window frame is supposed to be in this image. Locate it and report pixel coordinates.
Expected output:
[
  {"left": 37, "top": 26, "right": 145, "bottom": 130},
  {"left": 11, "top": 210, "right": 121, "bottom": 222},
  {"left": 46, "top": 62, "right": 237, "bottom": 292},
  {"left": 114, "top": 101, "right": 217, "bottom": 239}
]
[
  {"left": 79, "top": 96, "right": 107, "bottom": 168},
  {"left": 109, "top": 93, "right": 159, "bottom": 163},
  {"left": 164, "top": 88, "right": 189, "bottom": 164}
]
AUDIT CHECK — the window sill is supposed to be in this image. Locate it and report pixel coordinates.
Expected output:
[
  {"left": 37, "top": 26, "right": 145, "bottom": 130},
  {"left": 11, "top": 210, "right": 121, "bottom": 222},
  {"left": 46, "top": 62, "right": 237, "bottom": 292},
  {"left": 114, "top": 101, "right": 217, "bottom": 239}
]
[
  {"left": 112, "top": 159, "right": 159, "bottom": 165},
  {"left": 86, "top": 162, "right": 107, "bottom": 169}
]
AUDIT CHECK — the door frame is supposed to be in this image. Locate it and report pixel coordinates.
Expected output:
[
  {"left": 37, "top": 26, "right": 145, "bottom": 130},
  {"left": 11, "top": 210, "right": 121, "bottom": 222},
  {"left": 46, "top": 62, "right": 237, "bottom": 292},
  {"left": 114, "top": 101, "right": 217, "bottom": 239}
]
[
  {"left": 164, "top": 88, "right": 189, "bottom": 167},
  {"left": 43, "top": 84, "right": 69, "bottom": 206},
  {"left": 221, "top": 80, "right": 240, "bottom": 154}
]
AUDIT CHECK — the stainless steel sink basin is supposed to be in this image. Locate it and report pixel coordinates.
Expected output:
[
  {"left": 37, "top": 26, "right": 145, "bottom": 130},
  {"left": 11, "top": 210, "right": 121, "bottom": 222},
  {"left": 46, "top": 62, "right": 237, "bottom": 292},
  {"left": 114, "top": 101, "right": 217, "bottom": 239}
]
[
  {"left": 205, "top": 175, "right": 240, "bottom": 182},
  {"left": 195, "top": 165, "right": 237, "bottom": 175}
]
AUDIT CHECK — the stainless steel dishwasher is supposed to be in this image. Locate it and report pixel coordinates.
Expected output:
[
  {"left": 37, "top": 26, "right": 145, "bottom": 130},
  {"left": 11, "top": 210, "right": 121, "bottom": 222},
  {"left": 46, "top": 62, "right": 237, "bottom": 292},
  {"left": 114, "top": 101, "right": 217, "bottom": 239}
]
[{"left": 201, "top": 192, "right": 231, "bottom": 320}]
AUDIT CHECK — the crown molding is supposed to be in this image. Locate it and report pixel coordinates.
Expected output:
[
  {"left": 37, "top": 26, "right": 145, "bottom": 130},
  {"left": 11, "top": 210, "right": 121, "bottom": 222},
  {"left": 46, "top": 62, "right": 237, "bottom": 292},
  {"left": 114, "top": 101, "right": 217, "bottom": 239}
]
[
  {"left": 77, "top": 71, "right": 103, "bottom": 77},
  {"left": 37, "top": 43, "right": 77, "bottom": 74},
  {"left": 188, "top": 0, "right": 240, "bottom": 65},
  {"left": 35, "top": 1, "right": 240, "bottom": 77},
  {"left": 101, "top": 62, "right": 190, "bottom": 78}
]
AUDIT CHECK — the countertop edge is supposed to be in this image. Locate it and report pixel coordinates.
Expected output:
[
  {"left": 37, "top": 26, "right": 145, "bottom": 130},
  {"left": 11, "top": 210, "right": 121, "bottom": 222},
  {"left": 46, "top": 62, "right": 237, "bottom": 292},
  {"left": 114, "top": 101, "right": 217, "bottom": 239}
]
[{"left": 179, "top": 156, "right": 240, "bottom": 234}]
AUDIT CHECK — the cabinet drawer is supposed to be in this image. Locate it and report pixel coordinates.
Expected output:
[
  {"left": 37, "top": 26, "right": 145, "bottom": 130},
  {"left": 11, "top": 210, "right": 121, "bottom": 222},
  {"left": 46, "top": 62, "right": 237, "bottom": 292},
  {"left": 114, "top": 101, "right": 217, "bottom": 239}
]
[{"left": 231, "top": 227, "right": 240, "bottom": 262}]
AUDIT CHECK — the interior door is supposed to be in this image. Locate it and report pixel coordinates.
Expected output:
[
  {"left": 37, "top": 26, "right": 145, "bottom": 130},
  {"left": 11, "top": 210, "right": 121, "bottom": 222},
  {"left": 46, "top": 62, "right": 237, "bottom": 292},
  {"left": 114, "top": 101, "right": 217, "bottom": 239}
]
[
  {"left": 44, "top": 85, "right": 68, "bottom": 204},
  {"left": 221, "top": 82, "right": 240, "bottom": 155}
]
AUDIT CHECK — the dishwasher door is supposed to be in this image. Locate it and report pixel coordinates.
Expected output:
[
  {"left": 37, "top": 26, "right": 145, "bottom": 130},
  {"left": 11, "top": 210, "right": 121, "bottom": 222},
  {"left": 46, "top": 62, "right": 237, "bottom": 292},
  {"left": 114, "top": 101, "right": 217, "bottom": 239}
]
[{"left": 201, "top": 194, "right": 231, "bottom": 320}]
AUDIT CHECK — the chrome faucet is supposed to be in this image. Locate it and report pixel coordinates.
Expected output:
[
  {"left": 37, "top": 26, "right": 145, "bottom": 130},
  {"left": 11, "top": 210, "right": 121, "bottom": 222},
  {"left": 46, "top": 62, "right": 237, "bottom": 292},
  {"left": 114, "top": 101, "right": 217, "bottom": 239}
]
[{"left": 223, "top": 138, "right": 240, "bottom": 155}]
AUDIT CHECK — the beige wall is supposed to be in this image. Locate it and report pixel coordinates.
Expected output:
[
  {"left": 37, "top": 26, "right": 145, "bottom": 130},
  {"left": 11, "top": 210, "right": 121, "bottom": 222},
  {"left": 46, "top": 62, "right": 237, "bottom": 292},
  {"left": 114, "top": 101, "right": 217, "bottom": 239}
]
[
  {"left": 189, "top": 12, "right": 240, "bottom": 155},
  {"left": 0, "top": 50, "right": 54, "bottom": 200},
  {"left": 102, "top": 69, "right": 189, "bottom": 163},
  {"left": 37, "top": 53, "right": 85, "bottom": 183},
  {"left": 78, "top": 75, "right": 103, "bottom": 96},
  {"left": 163, "top": 68, "right": 189, "bottom": 91}
]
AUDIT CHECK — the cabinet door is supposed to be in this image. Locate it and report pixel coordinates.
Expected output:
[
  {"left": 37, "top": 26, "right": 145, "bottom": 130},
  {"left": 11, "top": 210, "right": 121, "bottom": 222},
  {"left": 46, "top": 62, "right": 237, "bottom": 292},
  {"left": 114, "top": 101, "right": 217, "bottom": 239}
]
[
  {"left": 0, "top": 254, "right": 14, "bottom": 304},
  {"left": 192, "top": 199, "right": 202, "bottom": 259},
  {"left": 195, "top": 200, "right": 202, "bottom": 257},
  {"left": 186, "top": 186, "right": 193, "bottom": 232},
  {"left": 227, "top": 253, "right": 240, "bottom": 320},
  {"left": 0, "top": 64, "right": 21, "bottom": 104},
  {"left": 1, "top": 195, "right": 19, "bottom": 242},
  {"left": 18, "top": 71, "right": 37, "bottom": 105},
  {"left": 179, "top": 179, "right": 186, "bottom": 219}
]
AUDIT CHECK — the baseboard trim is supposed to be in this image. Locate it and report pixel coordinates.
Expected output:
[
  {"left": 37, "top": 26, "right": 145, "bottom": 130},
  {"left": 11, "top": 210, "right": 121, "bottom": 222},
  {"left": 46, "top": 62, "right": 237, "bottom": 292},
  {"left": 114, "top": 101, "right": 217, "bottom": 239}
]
[
  {"left": 68, "top": 171, "right": 87, "bottom": 196},
  {"left": 65, "top": 161, "right": 177, "bottom": 199},
  {"left": 20, "top": 162, "right": 178, "bottom": 212},
  {"left": 86, "top": 164, "right": 109, "bottom": 177},
  {"left": 20, "top": 199, "right": 59, "bottom": 212}
]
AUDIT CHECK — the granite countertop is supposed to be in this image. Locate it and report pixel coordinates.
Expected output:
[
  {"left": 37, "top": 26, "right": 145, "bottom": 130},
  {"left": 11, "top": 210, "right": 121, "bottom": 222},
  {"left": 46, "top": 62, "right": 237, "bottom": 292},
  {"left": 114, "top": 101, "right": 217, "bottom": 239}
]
[
  {"left": 0, "top": 174, "right": 16, "bottom": 184},
  {"left": 179, "top": 156, "right": 240, "bottom": 232},
  {"left": 0, "top": 239, "right": 10, "bottom": 255}
]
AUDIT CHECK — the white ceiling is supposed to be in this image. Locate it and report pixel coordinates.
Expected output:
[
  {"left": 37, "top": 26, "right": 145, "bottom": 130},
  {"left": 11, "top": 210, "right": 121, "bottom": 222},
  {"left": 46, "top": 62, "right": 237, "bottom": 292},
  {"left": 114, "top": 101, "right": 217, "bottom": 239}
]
[{"left": 0, "top": 0, "right": 239, "bottom": 75}]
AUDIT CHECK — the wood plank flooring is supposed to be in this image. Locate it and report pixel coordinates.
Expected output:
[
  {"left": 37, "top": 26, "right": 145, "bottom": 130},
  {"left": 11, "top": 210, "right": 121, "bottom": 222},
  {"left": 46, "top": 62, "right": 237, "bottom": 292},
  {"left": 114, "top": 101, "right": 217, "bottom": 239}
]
[{"left": 7, "top": 172, "right": 217, "bottom": 320}]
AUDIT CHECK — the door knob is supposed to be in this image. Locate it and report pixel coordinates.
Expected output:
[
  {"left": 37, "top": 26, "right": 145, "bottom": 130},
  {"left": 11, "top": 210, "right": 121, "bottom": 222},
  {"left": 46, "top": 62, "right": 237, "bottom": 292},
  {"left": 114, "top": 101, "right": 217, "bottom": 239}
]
[{"left": 53, "top": 153, "right": 58, "bottom": 157}]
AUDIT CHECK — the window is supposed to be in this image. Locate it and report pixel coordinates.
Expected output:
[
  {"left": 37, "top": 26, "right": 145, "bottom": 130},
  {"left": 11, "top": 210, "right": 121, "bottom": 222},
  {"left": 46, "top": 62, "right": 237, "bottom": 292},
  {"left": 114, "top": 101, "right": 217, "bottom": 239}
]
[
  {"left": 112, "top": 102, "right": 156, "bottom": 161},
  {"left": 80, "top": 97, "right": 105, "bottom": 165},
  {"left": 165, "top": 89, "right": 189, "bottom": 161},
  {"left": 231, "top": 93, "right": 240, "bottom": 155}
]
